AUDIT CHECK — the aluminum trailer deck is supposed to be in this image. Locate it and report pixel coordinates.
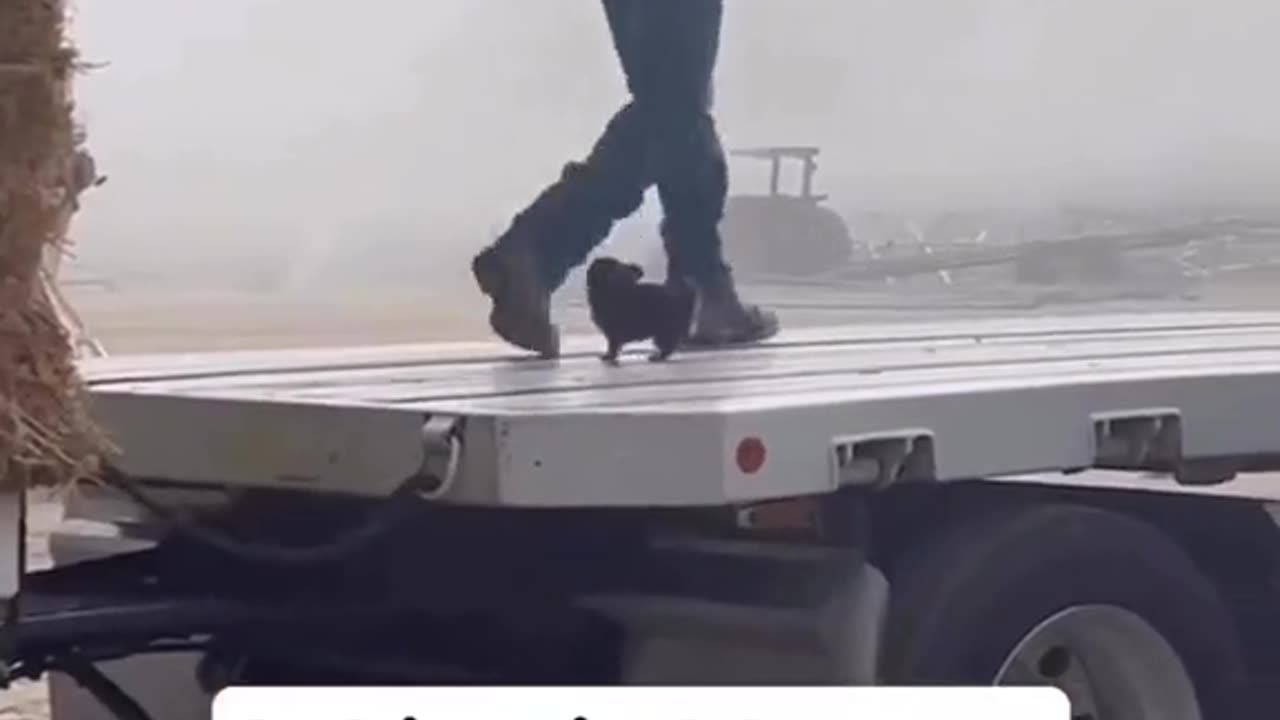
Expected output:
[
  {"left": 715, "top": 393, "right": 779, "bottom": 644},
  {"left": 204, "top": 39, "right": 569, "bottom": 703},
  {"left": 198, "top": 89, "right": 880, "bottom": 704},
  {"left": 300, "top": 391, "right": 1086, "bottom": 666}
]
[{"left": 82, "top": 310, "right": 1280, "bottom": 508}]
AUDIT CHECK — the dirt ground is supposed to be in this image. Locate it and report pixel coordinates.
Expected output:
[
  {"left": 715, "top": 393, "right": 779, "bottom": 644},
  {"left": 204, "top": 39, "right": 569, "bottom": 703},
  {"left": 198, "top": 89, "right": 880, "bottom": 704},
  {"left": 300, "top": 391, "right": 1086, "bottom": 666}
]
[{"left": 66, "top": 287, "right": 498, "bottom": 352}]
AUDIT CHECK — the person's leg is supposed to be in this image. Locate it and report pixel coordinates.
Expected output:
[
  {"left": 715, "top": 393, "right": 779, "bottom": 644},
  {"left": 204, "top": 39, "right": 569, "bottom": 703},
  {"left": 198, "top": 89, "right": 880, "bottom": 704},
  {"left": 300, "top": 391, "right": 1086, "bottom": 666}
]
[
  {"left": 472, "top": 0, "right": 653, "bottom": 358},
  {"left": 640, "top": 0, "right": 779, "bottom": 345}
]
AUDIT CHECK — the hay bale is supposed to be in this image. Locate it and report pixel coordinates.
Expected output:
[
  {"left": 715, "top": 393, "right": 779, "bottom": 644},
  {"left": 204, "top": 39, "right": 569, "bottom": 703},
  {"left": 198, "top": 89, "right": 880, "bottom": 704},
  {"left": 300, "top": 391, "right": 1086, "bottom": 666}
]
[{"left": 0, "top": 0, "right": 111, "bottom": 490}]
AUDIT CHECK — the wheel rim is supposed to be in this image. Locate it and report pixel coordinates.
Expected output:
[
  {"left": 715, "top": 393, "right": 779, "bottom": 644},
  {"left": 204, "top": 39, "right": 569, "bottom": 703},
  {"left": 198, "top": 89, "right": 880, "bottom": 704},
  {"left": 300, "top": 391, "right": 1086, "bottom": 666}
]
[{"left": 993, "top": 605, "right": 1201, "bottom": 720}]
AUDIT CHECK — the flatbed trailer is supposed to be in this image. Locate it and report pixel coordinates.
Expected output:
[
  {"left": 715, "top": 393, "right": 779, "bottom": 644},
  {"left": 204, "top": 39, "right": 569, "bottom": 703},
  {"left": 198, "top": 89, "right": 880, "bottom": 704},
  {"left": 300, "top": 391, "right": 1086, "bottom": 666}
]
[{"left": 11, "top": 311, "right": 1280, "bottom": 719}]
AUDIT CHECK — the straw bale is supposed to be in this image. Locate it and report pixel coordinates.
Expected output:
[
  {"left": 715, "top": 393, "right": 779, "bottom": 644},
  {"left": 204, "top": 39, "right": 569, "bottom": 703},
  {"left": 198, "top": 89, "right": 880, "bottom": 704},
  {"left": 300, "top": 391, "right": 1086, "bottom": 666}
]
[{"left": 0, "top": 0, "right": 112, "bottom": 490}]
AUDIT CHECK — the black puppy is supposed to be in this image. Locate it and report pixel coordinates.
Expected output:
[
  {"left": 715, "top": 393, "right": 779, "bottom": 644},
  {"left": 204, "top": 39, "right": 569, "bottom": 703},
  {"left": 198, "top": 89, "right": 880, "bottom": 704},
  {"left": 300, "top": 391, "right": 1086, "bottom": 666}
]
[{"left": 586, "top": 256, "right": 695, "bottom": 364}]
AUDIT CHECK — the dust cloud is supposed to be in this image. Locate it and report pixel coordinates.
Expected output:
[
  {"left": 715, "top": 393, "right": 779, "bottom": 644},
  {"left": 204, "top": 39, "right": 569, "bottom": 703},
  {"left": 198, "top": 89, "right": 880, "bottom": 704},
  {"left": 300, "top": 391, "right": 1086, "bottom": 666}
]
[{"left": 64, "top": 0, "right": 1280, "bottom": 293}]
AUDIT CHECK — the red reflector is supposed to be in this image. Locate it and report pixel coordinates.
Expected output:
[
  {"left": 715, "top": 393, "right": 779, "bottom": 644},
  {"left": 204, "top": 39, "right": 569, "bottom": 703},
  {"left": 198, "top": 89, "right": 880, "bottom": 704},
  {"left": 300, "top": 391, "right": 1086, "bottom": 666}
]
[
  {"left": 739, "top": 497, "right": 819, "bottom": 531},
  {"left": 736, "top": 437, "right": 767, "bottom": 474}
]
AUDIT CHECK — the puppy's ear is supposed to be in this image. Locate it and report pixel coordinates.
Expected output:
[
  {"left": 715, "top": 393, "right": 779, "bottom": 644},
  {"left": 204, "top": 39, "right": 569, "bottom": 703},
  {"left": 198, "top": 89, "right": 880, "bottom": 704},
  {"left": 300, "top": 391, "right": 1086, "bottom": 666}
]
[{"left": 625, "top": 263, "right": 644, "bottom": 281}]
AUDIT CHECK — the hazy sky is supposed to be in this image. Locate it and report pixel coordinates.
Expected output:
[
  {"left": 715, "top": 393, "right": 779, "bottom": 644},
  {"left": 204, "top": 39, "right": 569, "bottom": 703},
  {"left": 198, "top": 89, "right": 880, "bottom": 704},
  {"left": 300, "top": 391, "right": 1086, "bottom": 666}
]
[{"left": 64, "top": 0, "right": 1280, "bottom": 283}]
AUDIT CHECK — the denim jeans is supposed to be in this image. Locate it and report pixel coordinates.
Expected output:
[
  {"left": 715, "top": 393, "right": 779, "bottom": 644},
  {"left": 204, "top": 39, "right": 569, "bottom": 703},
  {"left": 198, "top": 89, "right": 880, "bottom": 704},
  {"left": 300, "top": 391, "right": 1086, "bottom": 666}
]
[{"left": 499, "top": 0, "right": 730, "bottom": 291}]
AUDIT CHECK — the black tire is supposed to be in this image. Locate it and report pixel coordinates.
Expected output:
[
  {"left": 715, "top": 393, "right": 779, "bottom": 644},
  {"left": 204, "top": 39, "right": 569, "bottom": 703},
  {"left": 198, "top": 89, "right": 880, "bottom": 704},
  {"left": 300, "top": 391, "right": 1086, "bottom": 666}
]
[{"left": 881, "top": 503, "right": 1246, "bottom": 718}]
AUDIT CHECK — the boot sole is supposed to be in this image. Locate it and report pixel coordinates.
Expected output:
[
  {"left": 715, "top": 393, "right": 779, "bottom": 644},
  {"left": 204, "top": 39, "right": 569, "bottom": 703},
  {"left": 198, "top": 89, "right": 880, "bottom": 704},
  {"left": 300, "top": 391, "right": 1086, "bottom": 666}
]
[
  {"left": 686, "top": 312, "right": 781, "bottom": 348},
  {"left": 472, "top": 250, "right": 561, "bottom": 358}
]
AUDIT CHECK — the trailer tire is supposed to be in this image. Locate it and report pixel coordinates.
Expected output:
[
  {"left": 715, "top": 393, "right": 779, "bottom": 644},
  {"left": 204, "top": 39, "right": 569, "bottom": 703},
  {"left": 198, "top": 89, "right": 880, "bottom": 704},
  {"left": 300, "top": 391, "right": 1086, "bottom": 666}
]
[{"left": 880, "top": 502, "right": 1245, "bottom": 719}]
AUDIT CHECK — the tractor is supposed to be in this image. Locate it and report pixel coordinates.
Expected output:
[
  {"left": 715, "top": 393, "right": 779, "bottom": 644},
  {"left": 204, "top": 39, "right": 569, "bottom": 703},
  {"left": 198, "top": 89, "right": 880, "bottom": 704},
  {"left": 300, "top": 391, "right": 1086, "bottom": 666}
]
[{"left": 644, "top": 145, "right": 855, "bottom": 280}]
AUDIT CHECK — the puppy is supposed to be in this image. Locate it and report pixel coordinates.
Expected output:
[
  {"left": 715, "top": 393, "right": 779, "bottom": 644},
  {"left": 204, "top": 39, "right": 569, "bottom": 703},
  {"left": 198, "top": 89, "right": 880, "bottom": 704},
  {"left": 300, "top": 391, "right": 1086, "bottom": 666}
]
[{"left": 586, "top": 256, "right": 695, "bottom": 364}]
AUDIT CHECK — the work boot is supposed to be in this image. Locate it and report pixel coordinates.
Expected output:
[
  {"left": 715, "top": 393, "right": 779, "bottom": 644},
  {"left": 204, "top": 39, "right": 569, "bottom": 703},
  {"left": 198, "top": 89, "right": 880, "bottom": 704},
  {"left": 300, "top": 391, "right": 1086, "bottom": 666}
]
[
  {"left": 472, "top": 242, "right": 561, "bottom": 359},
  {"left": 687, "top": 272, "right": 780, "bottom": 347}
]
